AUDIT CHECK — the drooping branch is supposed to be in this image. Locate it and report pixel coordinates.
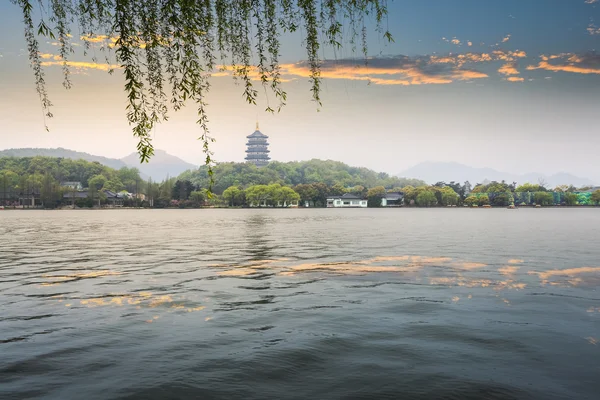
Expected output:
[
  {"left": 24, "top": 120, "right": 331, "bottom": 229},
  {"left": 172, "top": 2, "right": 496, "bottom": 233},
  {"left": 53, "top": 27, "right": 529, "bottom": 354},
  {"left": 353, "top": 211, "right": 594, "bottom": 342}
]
[{"left": 12, "top": 0, "right": 393, "bottom": 171}]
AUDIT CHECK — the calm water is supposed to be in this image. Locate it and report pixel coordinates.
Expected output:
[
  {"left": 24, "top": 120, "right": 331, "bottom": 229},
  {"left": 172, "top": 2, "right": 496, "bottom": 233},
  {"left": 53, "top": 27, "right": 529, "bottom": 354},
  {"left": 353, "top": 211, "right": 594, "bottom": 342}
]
[{"left": 1, "top": 209, "right": 599, "bottom": 399}]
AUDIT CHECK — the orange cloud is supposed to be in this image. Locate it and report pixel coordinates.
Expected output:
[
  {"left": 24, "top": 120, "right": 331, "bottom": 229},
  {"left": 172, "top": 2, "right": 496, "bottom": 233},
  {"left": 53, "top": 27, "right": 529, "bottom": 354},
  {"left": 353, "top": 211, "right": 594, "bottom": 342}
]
[
  {"left": 215, "top": 57, "right": 489, "bottom": 86},
  {"left": 280, "top": 61, "right": 487, "bottom": 86},
  {"left": 80, "top": 34, "right": 118, "bottom": 44},
  {"left": 41, "top": 60, "right": 122, "bottom": 72},
  {"left": 39, "top": 52, "right": 62, "bottom": 61},
  {"left": 429, "top": 50, "right": 526, "bottom": 67},
  {"left": 527, "top": 55, "right": 600, "bottom": 75},
  {"left": 501, "top": 35, "right": 511, "bottom": 43},
  {"left": 507, "top": 77, "right": 524, "bottom": 82},
  {"left": 498, "top": 63, "right": 519, "bottom": 76}
]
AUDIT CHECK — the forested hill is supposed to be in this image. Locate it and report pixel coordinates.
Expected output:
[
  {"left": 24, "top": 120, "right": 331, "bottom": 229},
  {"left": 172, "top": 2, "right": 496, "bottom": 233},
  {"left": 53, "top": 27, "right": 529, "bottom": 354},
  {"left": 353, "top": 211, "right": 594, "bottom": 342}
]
[
  {"left": 0, "top": 148, "right": 127, "bottom": 171},
  {"left": 0, "top": 148, "right": 196, "bottom": 181},
  {"left": 178, "top": 160, "right": 426, "bottom": 194}
]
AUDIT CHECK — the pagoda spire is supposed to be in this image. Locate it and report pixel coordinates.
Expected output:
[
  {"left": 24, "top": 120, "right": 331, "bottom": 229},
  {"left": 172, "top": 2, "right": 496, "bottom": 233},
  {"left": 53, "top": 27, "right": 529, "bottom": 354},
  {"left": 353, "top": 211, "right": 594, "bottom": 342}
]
[{"left": 256, "top": 121, "right": 259, "bottom": 130}]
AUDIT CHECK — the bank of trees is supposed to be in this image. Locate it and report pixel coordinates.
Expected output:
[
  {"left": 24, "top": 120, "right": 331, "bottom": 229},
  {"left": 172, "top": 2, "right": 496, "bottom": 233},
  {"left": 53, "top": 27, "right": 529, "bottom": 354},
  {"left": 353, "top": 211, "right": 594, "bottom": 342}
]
[
  {"left": 178, "top": 160, "right": 426, "bottom": 195},
  {"left": 2, "top": 157, "right": 599, "bottom": 208},
  {"left": 0, "top": 156, "right": 144, "bottom": 207},
  {"left": 462, "top": 180, "right": 600, "bottom": 207}
]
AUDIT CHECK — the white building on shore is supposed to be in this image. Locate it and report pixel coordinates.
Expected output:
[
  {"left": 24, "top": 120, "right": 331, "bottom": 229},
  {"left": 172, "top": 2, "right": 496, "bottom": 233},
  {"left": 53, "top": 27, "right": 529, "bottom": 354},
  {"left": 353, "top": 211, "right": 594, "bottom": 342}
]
[{"left": 326, "top": 193, "right": 368, "bottom": 208}]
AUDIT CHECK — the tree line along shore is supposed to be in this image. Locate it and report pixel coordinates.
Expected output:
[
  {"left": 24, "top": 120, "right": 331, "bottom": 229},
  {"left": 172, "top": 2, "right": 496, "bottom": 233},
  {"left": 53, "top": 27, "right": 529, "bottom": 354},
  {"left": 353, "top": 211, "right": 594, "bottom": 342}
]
[{"left": 1, "top": 157, "right": 598, "bottom": 209}]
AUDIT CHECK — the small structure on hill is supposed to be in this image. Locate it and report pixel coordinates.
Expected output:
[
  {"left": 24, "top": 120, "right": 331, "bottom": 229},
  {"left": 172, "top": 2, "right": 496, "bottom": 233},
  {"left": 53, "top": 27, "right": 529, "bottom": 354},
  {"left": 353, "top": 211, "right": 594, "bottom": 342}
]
[
  {"left": 326, "top": 193, "right": 368, "bottom": 208},
  {"left": 245, "top": 123, "right": 270, "bottom": 167}
]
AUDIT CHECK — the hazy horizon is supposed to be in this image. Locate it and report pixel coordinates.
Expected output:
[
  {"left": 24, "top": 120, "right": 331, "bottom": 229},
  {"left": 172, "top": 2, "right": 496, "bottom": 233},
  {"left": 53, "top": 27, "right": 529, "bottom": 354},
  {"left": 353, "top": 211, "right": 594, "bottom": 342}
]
[{"left": 1, "top": 0, "right": 599, "bottom": 180}]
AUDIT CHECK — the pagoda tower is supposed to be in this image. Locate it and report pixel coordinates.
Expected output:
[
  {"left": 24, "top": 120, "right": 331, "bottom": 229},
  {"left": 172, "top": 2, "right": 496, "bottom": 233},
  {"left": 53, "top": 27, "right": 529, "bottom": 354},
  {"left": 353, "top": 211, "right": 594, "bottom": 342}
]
[{"left": 245, "top": 123, "right": 271, "bottom": 167}]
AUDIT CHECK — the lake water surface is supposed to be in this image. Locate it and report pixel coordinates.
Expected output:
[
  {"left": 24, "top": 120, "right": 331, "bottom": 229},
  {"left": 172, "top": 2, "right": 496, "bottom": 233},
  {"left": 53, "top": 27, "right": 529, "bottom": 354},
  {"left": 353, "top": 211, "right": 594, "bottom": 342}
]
[{"left": 1, "top": 209, "right": 599, "bottom": 399}]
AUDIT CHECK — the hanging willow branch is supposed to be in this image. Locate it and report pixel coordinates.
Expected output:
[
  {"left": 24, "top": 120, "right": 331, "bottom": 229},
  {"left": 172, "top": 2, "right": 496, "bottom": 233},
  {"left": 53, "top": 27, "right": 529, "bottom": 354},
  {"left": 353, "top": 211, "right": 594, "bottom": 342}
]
[{"left": 12, "top": 0, "right": 392, "bottom": 170}]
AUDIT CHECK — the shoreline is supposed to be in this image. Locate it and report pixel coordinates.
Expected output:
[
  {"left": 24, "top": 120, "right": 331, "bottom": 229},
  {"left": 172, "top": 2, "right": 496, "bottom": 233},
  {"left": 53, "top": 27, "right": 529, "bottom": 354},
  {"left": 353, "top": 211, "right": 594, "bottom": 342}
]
[{"left": 1, "top": 205, "right": 598, "bottom": 211}]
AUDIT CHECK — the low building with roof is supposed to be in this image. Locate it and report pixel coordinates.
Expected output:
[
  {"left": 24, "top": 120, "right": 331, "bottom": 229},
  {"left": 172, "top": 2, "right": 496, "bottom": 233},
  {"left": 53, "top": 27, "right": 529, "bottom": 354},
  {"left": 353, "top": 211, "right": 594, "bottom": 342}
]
[
  {"left": 381, "top": 192, "right": 404, "bottom": 207},
  {"left": 326, "top": 193, "right": 368, "bottom": 208}
]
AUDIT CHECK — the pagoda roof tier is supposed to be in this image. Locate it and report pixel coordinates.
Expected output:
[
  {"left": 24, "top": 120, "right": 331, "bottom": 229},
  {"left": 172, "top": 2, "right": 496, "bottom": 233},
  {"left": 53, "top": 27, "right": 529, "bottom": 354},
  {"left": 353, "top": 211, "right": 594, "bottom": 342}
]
[
  {"left": 246, "top": 130, "right": 269, "bottom": 139},
  {"left": 245, "top": 148, "right": 270, "bottom": 153},
  {"left": 245, "top": 155, "right": 271, "bottom": 160},
  {"left": 245, "top": 141, "right": 269, "bottom": 146}
]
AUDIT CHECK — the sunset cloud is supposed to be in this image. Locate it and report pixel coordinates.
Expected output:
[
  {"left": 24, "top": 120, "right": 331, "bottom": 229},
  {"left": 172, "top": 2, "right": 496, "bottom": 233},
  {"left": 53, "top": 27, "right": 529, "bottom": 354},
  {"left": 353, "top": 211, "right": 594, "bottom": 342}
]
[
  {"left": 281, "top": 56, "right": 488, "bottom": 86},
  {"left": 80, "top": 34, "right": 118, "bottom": 45},
  {"left": 429, "top": 50, "right": 526, "bottom": 67},
  {"left": 585, "top": 0, "right": 598, "bottom": 4},
  {"left": 39, "top": 52, "right": 62, "bottom": 61},
  {"left": 41, "top": 60, "right": 122, "bottom": 72},
  {"left": 442, "top": 37, "right": 463, "bottom": 46},
  {"left": 527, "top": 53, "right": 600, "bottom": 75},
  {"left": 507, "top": 77, "right": 524, "bottom": 82},
  {"left": 501, "top": 34, "right": 511, "bottom": 43}
]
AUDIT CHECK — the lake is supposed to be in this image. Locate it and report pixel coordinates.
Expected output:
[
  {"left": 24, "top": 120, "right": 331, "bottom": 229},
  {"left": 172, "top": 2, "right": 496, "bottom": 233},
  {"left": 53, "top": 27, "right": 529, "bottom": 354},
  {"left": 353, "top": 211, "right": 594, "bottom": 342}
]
[{"left": 1, "top": 208, "right": 599, "bottom": 399}]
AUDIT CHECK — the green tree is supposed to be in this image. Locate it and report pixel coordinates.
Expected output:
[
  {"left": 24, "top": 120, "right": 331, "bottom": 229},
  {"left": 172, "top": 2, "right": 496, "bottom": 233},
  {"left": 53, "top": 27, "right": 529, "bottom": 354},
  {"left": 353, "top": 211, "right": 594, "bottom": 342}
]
[
  {"left": 222, "top": 186, "right": 244, "bottom": 207},
  {"left": 478, "top": 194, "right": 490, "bottom": 206},
  {"left": 103, "top": 178, "right": 125, "bottom": 193},
  {"left": 402, "top": 186, "right": 416, "bottom": 206},
  {"left": 367, "top": 186, "right": 386, "bottom": 207},
  {"left": 88, "top": 174, "right": 108, "bottom": 191},
  {"left": 189, "top": 190, "right": 205, "bottom": 206},
  {"left": 278, "top": 186, "right": 301, "bottom": 207},
  {"left": 441, "top": 189, "right": 460, "bottom": 206},
  {"left": 294, "top": 184, "right": 318, "bottom": 207},
  {"left": 564, "top": 193, "right": 578, "bottom": 206},
  {"left": 491, "top": 192, "right": 513, "bottom": 207},
  {"left": 88, "top": 174, "right": 107, "bottom": 205},
  {"left": 591, "top": 190, "right": 600, "bottom": 205},
  {"left": 534, "top": 192, "right": 554, "bottom": 206},
  {"left": 416, "top": 191, "right": 437, "bottom": 207},
  {"left": 245, "top": 185, "right": 270, "bottom": 207},
  {"left": 516, "top": 183, "right": 546, "bottom": 193},
  {"left": 464, "top": 196, "right": 479, "bottom": 207}
]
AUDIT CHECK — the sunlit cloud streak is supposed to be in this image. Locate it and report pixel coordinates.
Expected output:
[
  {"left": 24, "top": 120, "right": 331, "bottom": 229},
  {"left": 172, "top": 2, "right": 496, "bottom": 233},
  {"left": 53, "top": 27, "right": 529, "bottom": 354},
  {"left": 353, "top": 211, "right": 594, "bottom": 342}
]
[
  {"left": 41, "top": 60, "right": 121, "bottom": 72},
  {"left": 527, "top": 52, "right": 600, "bottom": 75}
]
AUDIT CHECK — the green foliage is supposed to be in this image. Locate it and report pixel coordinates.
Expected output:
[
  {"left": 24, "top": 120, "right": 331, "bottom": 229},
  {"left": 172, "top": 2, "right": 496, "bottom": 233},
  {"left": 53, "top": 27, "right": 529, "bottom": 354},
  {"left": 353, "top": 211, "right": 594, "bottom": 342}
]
[
  {"left": 516, "top": 183, "right": 547, "bottom": 192},
  {"left": 172, "top": 180, "right": 195, "bottom": 200},
  {"left": 477, "top": 194, "right": 490, "bottom": 206},
  {"left": 441, "top": 190, "right": 460, "bottom": 206},
  {"left": 464, "top": 196, "right": 479, "bottom": 207},
  {"left": 534, "top": 192, "right": 553, "bottom": 206},
  {"left": 222, "top": 186, "right": 245, "bottom": 207},
  {"left": 472, "top": 181, "right": 514, "bottom": 194},
  {"left": 14, "top": 0, "right": 393, "bottom": 166},
  {"left": 88, "top": 175, "right": 108, "bottom": 191},
  {"left": 590, "top": 190, "right": 600, "bottom": 205},
  {"left": 366, "top": 186, "right": 386, "bottom": 207},
  {"left": 102, "top": 178, "right": 125, "bottom": 193},
  {"left": 564, "top": 193, "right": 578, "bottom": 206},
  {"left": 181, "top": 160, "right": 425, "bottom": 195},
  {"left": 243, "top": 183, "right": 299, "bottom": 207},
  {"left": 491, "top": 192, "right": 513, "bottom": 207},
  {"left": 416, "top": 191, "right": 437, "bottom": 207}
]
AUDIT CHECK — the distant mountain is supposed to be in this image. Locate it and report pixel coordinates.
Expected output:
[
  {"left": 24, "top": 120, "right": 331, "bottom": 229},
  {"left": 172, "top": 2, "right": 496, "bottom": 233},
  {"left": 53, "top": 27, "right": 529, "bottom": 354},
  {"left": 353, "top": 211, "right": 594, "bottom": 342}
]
[
  {"left": 121, "top": 149, "right": 197, "bottom": 181},
  {"left": 0, "top": 147, "right": 197, "bottom": 181},
  {"left": 0, "top": 147, "right": 128, "bottom": 170},
  {"left": 398, "top": 162, "right": 596, "bottom": 188}
]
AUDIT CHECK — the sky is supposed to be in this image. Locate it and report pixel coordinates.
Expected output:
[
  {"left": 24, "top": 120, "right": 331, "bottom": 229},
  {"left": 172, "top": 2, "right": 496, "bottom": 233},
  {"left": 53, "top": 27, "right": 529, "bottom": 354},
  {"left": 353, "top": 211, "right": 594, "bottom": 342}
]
[{"left": 0, "top": 0, "right": 599, "bottom": 182}]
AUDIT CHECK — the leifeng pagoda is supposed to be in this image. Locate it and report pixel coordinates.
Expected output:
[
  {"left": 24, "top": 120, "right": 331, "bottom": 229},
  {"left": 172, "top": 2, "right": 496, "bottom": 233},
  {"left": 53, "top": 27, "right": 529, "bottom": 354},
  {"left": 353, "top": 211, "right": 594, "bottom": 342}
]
[{"left": 245, "top": 123, "right": 271, "bottom": 167}]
